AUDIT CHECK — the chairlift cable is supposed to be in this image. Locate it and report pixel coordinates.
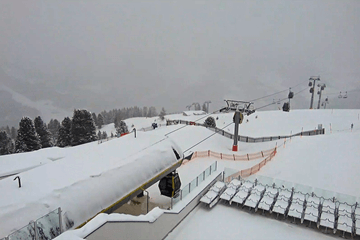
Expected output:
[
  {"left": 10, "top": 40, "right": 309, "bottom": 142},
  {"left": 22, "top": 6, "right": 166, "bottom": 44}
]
[
  {"left": 254, "top": 87, "right": 308, "bottom": 111},
  {"left": 183, "top": 122, "right": 234, "bottom": 154},
  {"left": 249, "top": 82, "right": 306, "bottom": 102}
]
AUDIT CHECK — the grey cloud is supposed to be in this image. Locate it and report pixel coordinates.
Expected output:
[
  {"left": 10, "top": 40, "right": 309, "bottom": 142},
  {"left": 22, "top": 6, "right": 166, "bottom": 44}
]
[{"left": 0, "top": 0, "right": 359, "bottom": 126}]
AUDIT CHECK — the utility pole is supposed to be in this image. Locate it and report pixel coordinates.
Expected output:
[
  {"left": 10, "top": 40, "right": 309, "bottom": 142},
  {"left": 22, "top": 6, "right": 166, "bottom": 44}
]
[
  {"left": 317, "top": 84, "right": 326, "bottom": 109},
  {"left": 309, "top": 76, "right": 320, "bottom": 109}
]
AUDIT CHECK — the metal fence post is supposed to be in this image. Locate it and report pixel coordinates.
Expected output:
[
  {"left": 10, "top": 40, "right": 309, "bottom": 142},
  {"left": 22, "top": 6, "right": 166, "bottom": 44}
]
[
  {"left": 210, "top": 165, "right": 212, "bottom": 174},
  {"left": 58, "top": 207, "right": 63, "bottom": 234},
  {"left": 189, "top": 183, "right": 191, "bottom": 193},
  {"left": 196, "top": 176, "right": 199, "bottom": 187}
]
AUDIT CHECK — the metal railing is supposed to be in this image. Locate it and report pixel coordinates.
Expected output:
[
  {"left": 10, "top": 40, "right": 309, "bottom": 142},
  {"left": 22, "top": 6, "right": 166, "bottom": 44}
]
[
  {"left": 2, "top": 208, "right": 62, "bottom": 240},
  {"left": 171, "top": 162, "right": 218, "bottom": 208},
  {"left": 207, "top": 126, "right": 325, "bottom": 143},
  {"left": 169, "top": 119, "right": 325, "bottom": 142}
]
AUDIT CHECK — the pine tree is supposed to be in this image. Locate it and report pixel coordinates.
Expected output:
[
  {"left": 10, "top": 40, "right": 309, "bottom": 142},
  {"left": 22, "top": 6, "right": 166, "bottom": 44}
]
[
  {"left": 15, "top": 117, "right": 41, "bottom": 152},
  {"left": 91, "top": 113, "right": 98, "bottom": 126},
  {"left": 204, "top": 116, "right": 216, "bottom": 128},
  {"left": 102, "top": 131, "right": 107, "bottom": 139},
  {"left": 57, "top": 117, "right": 72, "bottom": 147},
  {"left": 0, "top": 131, "right": 12, "bottom": 155},
  {"left": 143, "top": 107, "right": 148, "bottom": 117},
  {"left": 97, "top": 114, "right": 104, "bottom": 129},
  {"left": 116, "top": 121, "right": 128, "bottom": 135},
  {"left": 114, "top": 113, "right": 123, "bottom": 129},
  {"left": 48, "top": 119, "right": 60, "bottom": 142},
  {"left": 34, "top": 116, "right": 53, "bottom": 148},
  {"left": 202, "top": 103, "right": 208, "bottom": 113},
  {"left": 159, "top": 107, "right": 166, "bottom": 121},
  {"left": 5, "top": 126, "right": 10, "bottom": 135},
  {"left": 10, "top": 127, "right": 17, "bottom": 139},
  {"left": 71, "top": 109, "right": 97, "bottom": 146}
]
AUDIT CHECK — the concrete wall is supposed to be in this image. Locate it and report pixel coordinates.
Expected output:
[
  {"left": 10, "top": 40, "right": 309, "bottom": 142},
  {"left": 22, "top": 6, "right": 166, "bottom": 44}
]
[{"left": 86, "top": 173, "right": 222, "bottom": 240}]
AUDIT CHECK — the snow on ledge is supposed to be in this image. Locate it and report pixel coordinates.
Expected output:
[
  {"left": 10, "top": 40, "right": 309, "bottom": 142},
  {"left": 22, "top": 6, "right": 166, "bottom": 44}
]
[{"left": 55, "top": 207, "right": 164, "bottom": 240}]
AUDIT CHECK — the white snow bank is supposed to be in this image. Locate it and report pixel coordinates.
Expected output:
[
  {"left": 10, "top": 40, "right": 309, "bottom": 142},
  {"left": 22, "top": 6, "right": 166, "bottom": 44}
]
[
  {"left": 55, "top": 207, "right": 164, "bottom": 240},
  {"left": 257, "top": 130, "right": 360, "bottom": 197},
  {"left": 0, "top": 132, "right": 183, "bottom": 238},
  {"left": 219, "top": 109, "right": 360, "bottom": 137}
]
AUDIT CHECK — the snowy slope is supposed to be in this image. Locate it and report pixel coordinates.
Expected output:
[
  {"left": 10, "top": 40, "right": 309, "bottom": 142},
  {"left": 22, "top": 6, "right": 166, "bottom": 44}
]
[
  {"left": 1, "top": 109, "right": 360, "bottom": 239},
  {"left": 0, "top": 85, "right": 71, "bottom": 124}
]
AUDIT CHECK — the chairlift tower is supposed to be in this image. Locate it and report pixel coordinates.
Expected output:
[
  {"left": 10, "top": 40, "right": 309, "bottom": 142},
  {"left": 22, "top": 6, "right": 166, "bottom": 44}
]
[
  {"left": 322, "top": 97, "right": 329, "bottom": 109},
  {"left": 308, "top": 76, "right": 320, "bottom": 109},
  {"left": 204, "top": 100, "right": 212, "bottom": 113},
  {"left": 317, "top": 83, "right": 326, "bottom": 109},
  {"left": 220, "top": 100, "right": 255, "bottom": 151}
]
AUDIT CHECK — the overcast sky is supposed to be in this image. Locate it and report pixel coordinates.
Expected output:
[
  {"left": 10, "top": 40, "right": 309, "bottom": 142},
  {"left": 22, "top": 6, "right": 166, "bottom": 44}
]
[{"left": 0, "top": 0, "right": 359, "bottom": 120}]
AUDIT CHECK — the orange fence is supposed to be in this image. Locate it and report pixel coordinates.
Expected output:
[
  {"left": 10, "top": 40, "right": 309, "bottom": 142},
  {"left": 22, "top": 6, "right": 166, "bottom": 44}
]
[
  {"left": 188, "top": 148, "right": 275, "bottom": 162},
  {"left": 224, "top": 148, "right": 277, "bottom": 182}
]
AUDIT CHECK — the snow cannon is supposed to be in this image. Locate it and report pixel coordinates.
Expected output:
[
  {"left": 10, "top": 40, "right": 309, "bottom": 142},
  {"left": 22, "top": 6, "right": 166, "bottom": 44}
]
[{"left": 158, "top": 171, "right": 181, "bottom": 198}]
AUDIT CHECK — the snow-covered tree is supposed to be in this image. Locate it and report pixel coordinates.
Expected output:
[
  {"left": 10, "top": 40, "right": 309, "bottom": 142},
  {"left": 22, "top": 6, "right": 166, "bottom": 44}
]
[
  {"left": 97, "top": 114, "right": 104, "bottom": 129},
  {"left": 204, "top": 116, "right": 216, "bottom": 128},
  {"left": 57, "top": 117, "right": 72, "bottom": 147},
  {"left": 48, "top": 119, "right": 60, "bottom": 142},
  {"left": 71, "top": 109, "right": 97, "bottom": 146},
  {"left": 10, "top": 126, "right": 17, "bottom": 139},
  {"left": 91, "top": 113, "right": 98, "bottom": 126},
  {"left": 15, "top": 117, "right": 41, "bottom": 153},
  {"left": 114, "top": 113, "right": 124, "bottom": 129},
  {"left": 34, "top": 116, "right": 53, "bottom": 148},
  {"left": 102, "top": 131, "right": 107, "bottom": 139},
  {"left": 202, "top": 103, "right": 208, "bottom": 113},
  {"left": 0, "top": 131, "right": 12, "bottom": 155},
  {"left": 116, "top": 120, "right": 128, "bottom": 135},
  {"left": 147, "top": 106, "right": 158, "bottom": 117},
  {"left": 159, "top": 107, "right": 166, "bottom": 121}
]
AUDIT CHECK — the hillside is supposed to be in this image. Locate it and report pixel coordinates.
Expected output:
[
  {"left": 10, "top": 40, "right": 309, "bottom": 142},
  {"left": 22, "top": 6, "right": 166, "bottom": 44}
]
[{"left": 0, "top": 109, "right": 359, "bottom": 239}]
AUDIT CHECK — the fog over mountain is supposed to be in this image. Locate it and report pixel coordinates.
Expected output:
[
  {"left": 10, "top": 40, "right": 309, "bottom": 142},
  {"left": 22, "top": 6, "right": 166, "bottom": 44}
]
[{"left": 0, "top": 0, "right": 359, "bottom": 127}]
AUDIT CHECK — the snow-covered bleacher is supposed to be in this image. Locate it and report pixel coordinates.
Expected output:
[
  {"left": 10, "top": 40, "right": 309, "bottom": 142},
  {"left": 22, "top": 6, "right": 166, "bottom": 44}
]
[
  {"left": 243, "top": 184, "right": 265, "bottom": 210},
  {"left": 303, "top": 194, "right": 320, "bottom": 224},
  {"left": 258, "top": 185, "right": 278, "bottom": 212},
  {"left": 355, "top": 205, "right": 360, "bottom": 236},
  {"left": 287, "top": 192, "right": 306, "bottom": 221},
  {"left": 207, "top": 174, "right": 360, "bottom": 237},
  {"left": 230, "top": 181, "right": 254, "bottom": 206},
  {"left": 319, "top": 199, "right": 336, "bottom": 230},
  {"left": 220, "top": 179, "right": 241, "bottom": 202},
  {"left": 200, "top": 181, "right": 226, "bottom": 208}
]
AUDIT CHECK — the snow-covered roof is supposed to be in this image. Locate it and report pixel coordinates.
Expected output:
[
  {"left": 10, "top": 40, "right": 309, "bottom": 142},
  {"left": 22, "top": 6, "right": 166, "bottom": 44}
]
[
  {"left": 182, "top": 111, "right": 206, "bottom": 116},
  {"left": 0, "top": 132, "right": 183, "bottom": 238}
]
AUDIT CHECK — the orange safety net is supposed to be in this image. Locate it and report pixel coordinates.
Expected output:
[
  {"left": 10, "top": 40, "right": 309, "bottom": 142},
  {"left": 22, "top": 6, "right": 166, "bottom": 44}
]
[{"left": 224, "top": 149, "right": 277, "bottom": 182}]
